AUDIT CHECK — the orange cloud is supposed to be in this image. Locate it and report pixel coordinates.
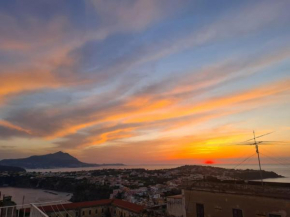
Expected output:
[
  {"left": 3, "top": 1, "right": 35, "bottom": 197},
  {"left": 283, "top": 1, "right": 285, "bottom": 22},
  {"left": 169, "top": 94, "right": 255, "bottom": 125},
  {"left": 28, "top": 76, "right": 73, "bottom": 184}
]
[
  {"left": 85, "top": 127, "right": 252, "bottom": 163},
  {"left": 82, "top": 129, "right": 135, "bottom": 148},
  {"left": 0, "top": 71, "right": 59, "bottom": 96},
  {"left": 126, "top": 79, "right": 290, "bottom": 124},
  {"left": 0, "top": 120, "right": 31, "bottom": 135},
  {"left": 37, "top": 78, "right": 290, "bottom": 148}
]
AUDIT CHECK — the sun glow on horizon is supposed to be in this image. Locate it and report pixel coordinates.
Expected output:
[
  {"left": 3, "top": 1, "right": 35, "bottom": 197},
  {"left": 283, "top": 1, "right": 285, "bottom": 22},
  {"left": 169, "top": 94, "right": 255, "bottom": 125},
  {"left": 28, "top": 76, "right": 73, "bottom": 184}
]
[{"left": 205, "top": 160, "right": 215, "bottom": 164}]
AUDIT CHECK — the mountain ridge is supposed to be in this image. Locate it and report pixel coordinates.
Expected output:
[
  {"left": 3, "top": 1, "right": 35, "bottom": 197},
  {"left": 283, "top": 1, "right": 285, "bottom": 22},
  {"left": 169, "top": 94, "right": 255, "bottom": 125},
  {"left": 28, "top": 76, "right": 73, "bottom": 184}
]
[{"left": 0, "top": 151, "right": 124, "bottom": 169}]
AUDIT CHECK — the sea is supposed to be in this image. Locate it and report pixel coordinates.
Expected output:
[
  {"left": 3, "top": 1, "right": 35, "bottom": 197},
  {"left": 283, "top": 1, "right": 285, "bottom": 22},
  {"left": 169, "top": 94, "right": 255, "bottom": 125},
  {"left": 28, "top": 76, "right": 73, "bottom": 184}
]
[{"left": 1, "top": 164, "right": 289, "bottom": 204}]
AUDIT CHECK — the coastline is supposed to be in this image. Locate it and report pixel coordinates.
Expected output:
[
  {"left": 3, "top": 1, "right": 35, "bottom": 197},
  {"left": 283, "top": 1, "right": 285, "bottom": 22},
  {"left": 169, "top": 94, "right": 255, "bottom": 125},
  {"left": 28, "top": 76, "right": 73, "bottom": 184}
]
[{"left": 1, "top": 164, "right": 289, "bottom": 205}]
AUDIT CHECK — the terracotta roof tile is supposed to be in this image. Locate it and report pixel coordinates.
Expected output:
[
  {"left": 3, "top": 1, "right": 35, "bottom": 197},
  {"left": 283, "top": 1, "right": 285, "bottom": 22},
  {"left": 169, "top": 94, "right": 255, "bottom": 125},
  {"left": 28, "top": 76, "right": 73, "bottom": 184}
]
[
  {"left": 112, "top": 199, "right": 145, "bottom": 213},
  {"left": 40, "top": 200, "right": 112, "bottom": 212},
  {"left": 21, "top": 199, "right": 144, "bottom": 214}
]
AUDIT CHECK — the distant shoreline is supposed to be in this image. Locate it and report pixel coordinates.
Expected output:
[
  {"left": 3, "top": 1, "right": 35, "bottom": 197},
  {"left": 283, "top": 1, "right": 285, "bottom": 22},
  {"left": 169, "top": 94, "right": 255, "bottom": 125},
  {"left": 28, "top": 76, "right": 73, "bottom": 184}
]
[
  {"left": 25, "top": 164, "right": 289, "bottom": 182},
  {"left": 23, "top": 164, "right": 125, "bottom": 170}
]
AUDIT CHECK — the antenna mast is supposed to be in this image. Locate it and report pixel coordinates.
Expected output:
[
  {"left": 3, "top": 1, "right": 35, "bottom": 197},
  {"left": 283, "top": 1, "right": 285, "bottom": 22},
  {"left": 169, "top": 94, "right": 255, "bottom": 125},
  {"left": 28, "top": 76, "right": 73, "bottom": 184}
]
[
  {"left": 253, "top": 131, "right": 263, "bottom": 186},
  {"left": 239, "top": 131, "right": 274, "bottom": 185}
]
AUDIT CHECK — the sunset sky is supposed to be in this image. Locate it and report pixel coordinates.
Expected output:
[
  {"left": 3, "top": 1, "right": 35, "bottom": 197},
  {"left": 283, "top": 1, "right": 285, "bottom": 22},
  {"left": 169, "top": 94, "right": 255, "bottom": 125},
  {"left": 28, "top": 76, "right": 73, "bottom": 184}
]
[{"left": 0, "top": 0, "right": 290, "bottom": 165}]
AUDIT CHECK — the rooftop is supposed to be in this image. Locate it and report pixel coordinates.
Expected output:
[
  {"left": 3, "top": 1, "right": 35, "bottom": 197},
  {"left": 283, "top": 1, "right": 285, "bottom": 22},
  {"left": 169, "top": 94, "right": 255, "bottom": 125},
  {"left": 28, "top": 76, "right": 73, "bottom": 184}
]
[
  {"left": 23, "top": 199, "right": 144, "bottom": 214},
  {"left": 185, "top": 181, "right": 290, "bottom": 200},
  {"left": 167, "top": 195, "right": 182, "bottom": 199}
]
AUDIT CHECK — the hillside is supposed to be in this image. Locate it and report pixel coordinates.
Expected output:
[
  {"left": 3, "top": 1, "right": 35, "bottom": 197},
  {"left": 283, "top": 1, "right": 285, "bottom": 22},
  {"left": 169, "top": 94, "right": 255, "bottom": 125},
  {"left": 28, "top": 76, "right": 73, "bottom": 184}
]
[{"left": 0, "top": 151, "right": 107, "bottom": 169}]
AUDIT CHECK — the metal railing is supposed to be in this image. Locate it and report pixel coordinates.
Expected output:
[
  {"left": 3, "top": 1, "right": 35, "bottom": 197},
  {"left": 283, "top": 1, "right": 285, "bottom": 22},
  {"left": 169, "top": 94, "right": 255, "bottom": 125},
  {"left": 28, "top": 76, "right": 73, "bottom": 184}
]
[
  {"left": 0, "top": 203, "right": 49, "bottom": 217},
  {"left": 30, "top": 204, "right": 48, "bottom": 217},
  {"left": 0, "top": 204, "right": 30, "bottom": 217}
]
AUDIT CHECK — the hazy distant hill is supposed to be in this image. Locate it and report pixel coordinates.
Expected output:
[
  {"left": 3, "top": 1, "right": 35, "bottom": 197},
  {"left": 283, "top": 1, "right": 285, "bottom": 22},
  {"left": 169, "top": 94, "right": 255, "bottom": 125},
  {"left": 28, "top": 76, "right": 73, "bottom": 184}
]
[
  {"left": 0, "top": 165, "right": 26, "bottom": 172},
  {"left": 0, "top": 151, "right": 123, "bottom": 169}
]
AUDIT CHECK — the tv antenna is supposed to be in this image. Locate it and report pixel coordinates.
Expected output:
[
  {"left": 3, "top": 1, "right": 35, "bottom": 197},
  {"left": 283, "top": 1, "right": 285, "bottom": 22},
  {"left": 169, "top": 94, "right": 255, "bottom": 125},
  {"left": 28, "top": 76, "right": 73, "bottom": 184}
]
[{"left": 238, "top": 131, "right": 274, "bottom": 186}]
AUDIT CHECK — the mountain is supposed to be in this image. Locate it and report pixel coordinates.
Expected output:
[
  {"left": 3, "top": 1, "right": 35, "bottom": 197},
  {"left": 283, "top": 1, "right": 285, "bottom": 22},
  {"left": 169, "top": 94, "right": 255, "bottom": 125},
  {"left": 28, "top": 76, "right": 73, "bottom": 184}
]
[
  {"left": 0, "top": 165, "right": 26, "bottom": 172},
  {"left": 0, "top": 151, "right": 122, "bottom": 169}
]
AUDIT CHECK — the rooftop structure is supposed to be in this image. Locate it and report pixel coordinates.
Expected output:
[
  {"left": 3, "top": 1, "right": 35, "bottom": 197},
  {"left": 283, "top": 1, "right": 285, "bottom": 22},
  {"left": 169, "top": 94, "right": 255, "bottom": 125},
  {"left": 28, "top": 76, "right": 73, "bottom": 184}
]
[
  {"left": 186, "top": 181, "right": 290, "bottom": 200},
  {"left": 167, "top": 195, "right": 182, "bottom": 200},
  {"left": 183, "top": 182, "right": 290, "bottom": 217},
  {"left": 167, "top": 195, "right": 183, "bottom": 217}
]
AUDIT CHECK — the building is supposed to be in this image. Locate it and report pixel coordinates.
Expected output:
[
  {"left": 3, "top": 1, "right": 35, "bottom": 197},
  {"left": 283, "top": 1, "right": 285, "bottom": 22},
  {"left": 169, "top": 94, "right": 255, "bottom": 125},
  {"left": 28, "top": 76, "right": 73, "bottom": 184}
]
[
  {"left": 0, "top": 196, "right": 17, "bottom": 217},
  {"left": 22, "top": 199, "right": 144, "bottom": 217},
  {"left": 183, "top": 182, "right": 290, "bottom": 217},
  {"left": 167, "top": 195, "right": 183, "bottom": 217}
]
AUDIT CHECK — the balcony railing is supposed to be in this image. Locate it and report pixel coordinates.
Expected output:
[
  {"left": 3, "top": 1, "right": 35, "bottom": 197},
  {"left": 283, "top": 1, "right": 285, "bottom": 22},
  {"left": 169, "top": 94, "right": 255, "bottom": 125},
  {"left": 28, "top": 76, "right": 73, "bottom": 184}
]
[
  {"left": 0, "top": 201, "right": 66, "bottom": 217},
  {"left": 30, "top": 204, "right": 48, "bottom": 217},
  {"left": 0, "top": 204, "right": 30, "bottom": 217}
]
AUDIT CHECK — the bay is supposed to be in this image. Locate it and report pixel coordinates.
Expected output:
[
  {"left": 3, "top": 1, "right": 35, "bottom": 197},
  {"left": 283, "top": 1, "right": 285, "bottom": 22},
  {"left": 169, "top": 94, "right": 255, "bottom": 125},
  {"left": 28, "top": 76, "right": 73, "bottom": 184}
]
[{"left": 0, "top": 187, "right": 71, "bottom": 205}]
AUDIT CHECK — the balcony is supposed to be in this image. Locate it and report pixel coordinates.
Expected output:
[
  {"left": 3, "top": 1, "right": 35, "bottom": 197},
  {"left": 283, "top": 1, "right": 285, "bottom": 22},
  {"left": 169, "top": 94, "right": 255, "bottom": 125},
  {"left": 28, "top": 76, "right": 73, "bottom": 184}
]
[{"left": 0, "top": 201, "right": 67, "bottom": 217}]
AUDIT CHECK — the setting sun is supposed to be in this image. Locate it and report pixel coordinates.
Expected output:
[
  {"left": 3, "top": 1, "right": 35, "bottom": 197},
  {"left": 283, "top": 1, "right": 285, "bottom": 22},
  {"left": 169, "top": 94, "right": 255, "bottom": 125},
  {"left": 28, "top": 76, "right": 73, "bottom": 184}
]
[{"left": 204, "top": 160, "right": 215, "bottom": 165}]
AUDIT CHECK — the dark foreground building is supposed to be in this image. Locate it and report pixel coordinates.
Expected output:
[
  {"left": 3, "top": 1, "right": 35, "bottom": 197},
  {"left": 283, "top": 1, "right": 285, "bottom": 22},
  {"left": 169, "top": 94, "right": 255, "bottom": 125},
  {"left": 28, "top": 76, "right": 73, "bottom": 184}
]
[{"left": 183, "top": 182, "right": 290, "bottom": 217}]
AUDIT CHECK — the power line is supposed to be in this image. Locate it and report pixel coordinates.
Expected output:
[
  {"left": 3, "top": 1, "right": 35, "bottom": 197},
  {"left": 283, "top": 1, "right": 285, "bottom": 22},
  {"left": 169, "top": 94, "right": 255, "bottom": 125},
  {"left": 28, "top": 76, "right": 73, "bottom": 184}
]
[
  {"left": 260, "top": 146, "right": 290, "bottom": 165},
  {"left": 232, "top": 153, "right": 256, "bottom": 170},
  {"left": 259, "top": 152, "right": 290, "bottom": 170}
]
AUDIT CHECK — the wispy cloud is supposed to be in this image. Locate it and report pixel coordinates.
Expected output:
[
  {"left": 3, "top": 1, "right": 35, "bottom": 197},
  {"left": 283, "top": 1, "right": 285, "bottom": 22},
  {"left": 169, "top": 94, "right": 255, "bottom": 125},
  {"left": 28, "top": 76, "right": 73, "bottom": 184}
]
[{"left": 0, "top": 0, "right": 290, "bottom": 162}]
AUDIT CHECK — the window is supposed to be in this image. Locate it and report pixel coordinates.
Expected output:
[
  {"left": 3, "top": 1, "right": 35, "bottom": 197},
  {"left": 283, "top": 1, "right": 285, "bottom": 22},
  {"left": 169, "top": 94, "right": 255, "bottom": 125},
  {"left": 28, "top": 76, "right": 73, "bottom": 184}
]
[
  {"left": 233, "top": 209, "right": 243, "bottom": 217},
  {"left": 196, "top": 203, "right": 204, "bottom": 217},
  {"left": 66, "top": 214, "right": 69, "bottom": 217},
  {"left": 269, "top": 215, "right": 281, "bottom": 217},
  {"left": 95, "top": 209, "right": 98, "bottom": 214},
  {"left": 89, "top": 210, "right": 91, "bottom": 215},
  {"left": 76, "top": 212, "right": 79, "bottom": 217},
  {"left": 82, "top": 211, "right": 85, "bottom": 216}
]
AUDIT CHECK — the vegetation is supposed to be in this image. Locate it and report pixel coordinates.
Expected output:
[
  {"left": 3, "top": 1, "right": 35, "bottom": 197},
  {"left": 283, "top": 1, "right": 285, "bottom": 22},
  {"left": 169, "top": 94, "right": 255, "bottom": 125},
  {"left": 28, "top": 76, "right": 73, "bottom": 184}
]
[{"left": 70, "top": 183, "right": 112, "bottom": 202}]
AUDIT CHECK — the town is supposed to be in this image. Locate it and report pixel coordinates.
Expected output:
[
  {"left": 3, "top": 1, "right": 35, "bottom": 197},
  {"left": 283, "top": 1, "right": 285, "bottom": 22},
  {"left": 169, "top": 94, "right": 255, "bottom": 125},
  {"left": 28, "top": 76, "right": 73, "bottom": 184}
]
[{"left": 0, "top": 165, "right": 282, "bottom": 208}]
